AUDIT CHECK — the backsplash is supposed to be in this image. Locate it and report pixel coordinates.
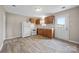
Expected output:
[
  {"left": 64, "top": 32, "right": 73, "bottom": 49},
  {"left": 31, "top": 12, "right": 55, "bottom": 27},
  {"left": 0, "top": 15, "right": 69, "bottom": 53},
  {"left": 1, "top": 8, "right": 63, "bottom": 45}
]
[{"left": 36, "top": 24, "right": 55, "bottom": 29}]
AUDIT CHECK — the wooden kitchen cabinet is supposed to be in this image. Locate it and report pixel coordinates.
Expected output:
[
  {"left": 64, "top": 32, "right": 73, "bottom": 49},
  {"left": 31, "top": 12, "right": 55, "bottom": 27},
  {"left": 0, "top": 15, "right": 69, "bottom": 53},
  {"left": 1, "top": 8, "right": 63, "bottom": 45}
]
[
  {"left": 45, "top": 16, "right": 55, "bottom": 24},
  {"left": 29, "top": 16, "right": 55, "bottom": 25},
  {"left": 37, "top": 28, "right": 55, "bottom": 38},
  {"left": 36, "top": 19, "right": 40, "bottom": 24},
  {"left": 37, "top": 29, "right": 43, "bottom": 35},
  {"left": 29, "top": 17, "right": 40, "bottom": 25}
]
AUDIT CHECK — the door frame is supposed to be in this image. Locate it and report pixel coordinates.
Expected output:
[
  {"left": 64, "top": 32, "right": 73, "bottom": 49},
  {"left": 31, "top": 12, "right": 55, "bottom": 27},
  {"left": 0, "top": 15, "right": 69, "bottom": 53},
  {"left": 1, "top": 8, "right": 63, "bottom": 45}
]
[
  {"left": 0, "top": 12, "right": 6, "bottom": 51},
  {"left": 55, "top": 14, "right": 70, "bottom": 40}
]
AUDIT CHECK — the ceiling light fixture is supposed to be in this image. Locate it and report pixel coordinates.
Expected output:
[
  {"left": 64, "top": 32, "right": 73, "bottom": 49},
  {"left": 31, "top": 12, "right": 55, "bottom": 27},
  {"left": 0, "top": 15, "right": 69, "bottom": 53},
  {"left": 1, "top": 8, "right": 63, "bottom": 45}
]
[
  {"left": 62, "top": 6, "right": 66, "bottom": 9},
  {"left": 35, "top": 8, "right": 42, "bottom": 12},
  {"left": 12, "top": 5, "right": 16, "bottom": 7}
]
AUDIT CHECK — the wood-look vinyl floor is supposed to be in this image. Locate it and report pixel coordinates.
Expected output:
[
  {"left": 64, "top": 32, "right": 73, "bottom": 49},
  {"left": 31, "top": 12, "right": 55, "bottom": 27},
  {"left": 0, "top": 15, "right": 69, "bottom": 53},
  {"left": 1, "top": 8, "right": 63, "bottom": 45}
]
[{"left": 0, "top": 35, "right": 79, "bottom": 53}]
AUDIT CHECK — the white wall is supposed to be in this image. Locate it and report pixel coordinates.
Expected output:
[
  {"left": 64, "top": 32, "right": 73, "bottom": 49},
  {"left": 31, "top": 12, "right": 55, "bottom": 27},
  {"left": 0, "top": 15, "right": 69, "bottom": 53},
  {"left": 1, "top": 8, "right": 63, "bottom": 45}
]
[
  {"left": 5, "top": 6, "right": 79, "bottom": 44},
  {"left": 0, "top": 6, "right": 6, "bottom": 50},
  {"left": 6, "top": 13, "right": 29, "bottom": 39},
  {"left": 54, "top": 7, "right": 79, "bottom": 43}
]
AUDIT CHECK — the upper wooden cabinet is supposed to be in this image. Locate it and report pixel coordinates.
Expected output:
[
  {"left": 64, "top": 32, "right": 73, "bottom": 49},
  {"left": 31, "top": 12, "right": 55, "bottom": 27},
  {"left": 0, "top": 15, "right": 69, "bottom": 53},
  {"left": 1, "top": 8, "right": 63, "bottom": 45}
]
[
  {"left": 29, "top": 17, "right": 40, "bottom": 25},
  {"left": 36, "top": 19, "right": 40, "bottom": 24},
  {"left": 45, "top": 16, "right": 55, "bottom": 24},
  {"left": 29, "top": 15, "right": 55, "bottom": 25}
]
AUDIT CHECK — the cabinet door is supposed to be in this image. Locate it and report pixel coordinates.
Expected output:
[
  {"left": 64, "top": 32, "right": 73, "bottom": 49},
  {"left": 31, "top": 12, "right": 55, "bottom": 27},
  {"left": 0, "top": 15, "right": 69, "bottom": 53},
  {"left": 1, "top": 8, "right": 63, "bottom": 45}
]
[
  {"left": 44, "top": 29, "right": 52, "bottom": 38},
  {"left": 37, "top": 29, "right": 43, "bottom": 35},
  {"left": 36, "top": 19, "right": 40, "bottom": 25},
  {"left": 45, "top": 16, "right": 54, "bottom": 24},
  {"left": 30, "top": 18, "right": 40, "bottom": 25},
  {"left": 37, "top": 29, "right": 53, "bottom": 38}
]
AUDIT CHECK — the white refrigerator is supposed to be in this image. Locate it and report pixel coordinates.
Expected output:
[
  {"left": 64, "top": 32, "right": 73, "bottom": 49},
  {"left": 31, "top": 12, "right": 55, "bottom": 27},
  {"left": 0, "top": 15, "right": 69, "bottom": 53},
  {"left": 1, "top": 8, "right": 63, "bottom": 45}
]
[{"left": 22, "top": 22, "right": 31, "bottom": 37}]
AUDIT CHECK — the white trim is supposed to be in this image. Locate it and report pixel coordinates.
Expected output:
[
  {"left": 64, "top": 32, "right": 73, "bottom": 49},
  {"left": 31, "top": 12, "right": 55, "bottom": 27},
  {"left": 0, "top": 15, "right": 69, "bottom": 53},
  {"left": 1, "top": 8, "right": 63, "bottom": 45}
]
[
  {"left": 66, "top": 39, "right": 79, "bottom": 44},
  {"left": 55, "top": 14, "right": 70, "bottom": 40},
  {"left": 0, "top": 41, "right": 3, "bottom": 51},
  {"left": 6, "top": 36, "right": 21, "bottom": 40},
  {"left": 55, "top": 37, "right": 79, "bottom": 45}
]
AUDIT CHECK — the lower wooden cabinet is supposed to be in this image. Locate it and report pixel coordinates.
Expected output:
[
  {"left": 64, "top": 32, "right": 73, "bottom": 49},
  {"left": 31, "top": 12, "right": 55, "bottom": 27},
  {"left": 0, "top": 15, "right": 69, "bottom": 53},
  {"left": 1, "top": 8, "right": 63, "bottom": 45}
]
[{"left": 37, "top": 28, "right": 55, "bottom": 38}]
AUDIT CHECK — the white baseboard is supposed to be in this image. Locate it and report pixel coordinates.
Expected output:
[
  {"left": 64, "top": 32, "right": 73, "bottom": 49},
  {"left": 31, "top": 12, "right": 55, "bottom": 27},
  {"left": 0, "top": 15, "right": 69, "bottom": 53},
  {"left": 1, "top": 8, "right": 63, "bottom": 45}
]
[
  {"left": 6, "top": 36, "right": 21, "bottom": 40},
  {"left": 55, "top": 37, "right": 79, "bottom": 45},
  {"left": 0, "top": 42, "right": 3, "bottom": 51},
  {"left": 67, "top": 39, "right": 79, "bottom": 44}
]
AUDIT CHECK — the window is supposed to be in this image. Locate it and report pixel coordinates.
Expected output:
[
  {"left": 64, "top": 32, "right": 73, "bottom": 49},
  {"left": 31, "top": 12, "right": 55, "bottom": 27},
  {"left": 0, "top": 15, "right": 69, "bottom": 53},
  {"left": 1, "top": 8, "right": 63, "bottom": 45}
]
[
  {"left": 40, "top": 19, "right": 46, "bottom": 26},
  {"left": 57, "top": 17, "right": 65, "bottom": 25}
]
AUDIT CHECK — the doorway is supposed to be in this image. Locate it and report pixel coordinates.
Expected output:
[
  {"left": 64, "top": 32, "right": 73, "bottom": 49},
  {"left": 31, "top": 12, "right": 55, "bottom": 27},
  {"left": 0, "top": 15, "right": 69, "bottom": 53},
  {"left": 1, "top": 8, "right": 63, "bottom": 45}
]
[{"left": 55, "top": 14, "right": 70, "bottom": 40}]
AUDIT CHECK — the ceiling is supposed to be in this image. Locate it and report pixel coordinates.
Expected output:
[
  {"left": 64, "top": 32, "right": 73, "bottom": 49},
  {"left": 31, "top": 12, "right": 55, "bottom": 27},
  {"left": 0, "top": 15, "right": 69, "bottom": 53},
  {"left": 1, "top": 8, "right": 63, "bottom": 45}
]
[{"left": 3, "top": 5, "right": 78, "bottom": 17}]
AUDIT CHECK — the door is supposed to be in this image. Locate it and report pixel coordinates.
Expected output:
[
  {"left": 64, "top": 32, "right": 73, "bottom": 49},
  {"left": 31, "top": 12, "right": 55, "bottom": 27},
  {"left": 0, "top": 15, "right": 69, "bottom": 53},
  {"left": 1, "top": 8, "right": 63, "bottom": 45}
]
[
  {"left": 0, "top": 12, "right": 5, "bottom": 50},
  {"left": 0, "top": 12, "right": 3, "bottom": 44},
  {"left": 55, "top": 14, "right": 69, "bottom": 40}
]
